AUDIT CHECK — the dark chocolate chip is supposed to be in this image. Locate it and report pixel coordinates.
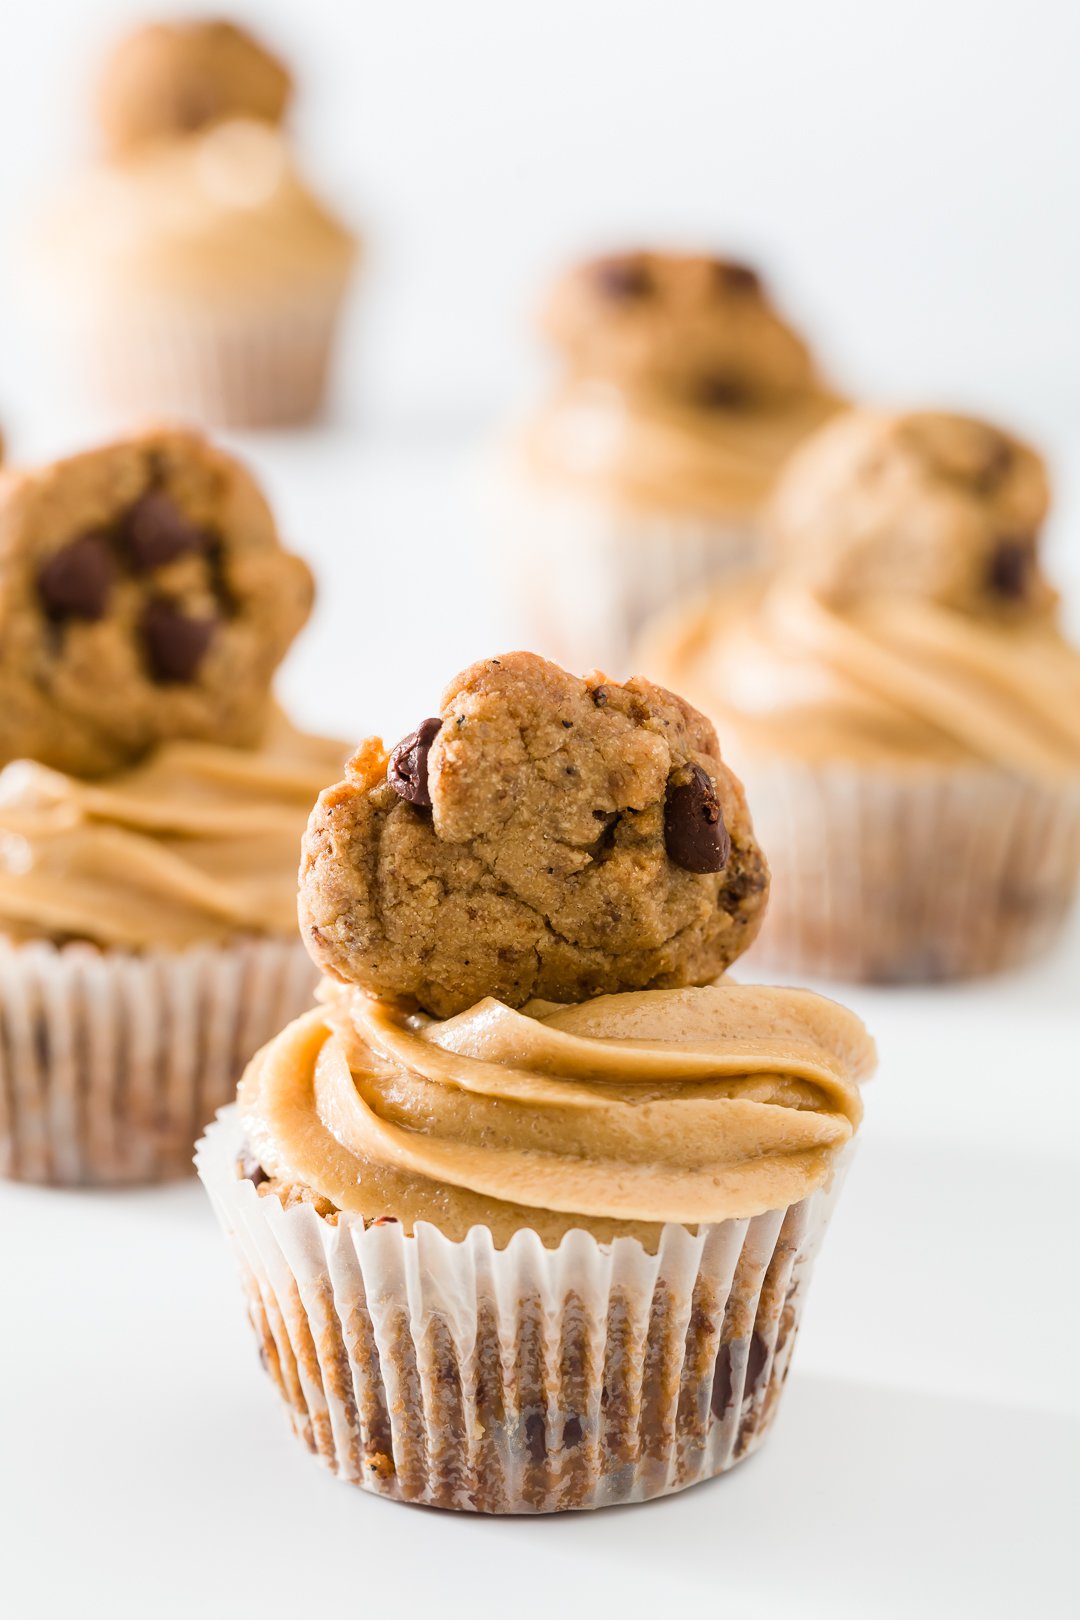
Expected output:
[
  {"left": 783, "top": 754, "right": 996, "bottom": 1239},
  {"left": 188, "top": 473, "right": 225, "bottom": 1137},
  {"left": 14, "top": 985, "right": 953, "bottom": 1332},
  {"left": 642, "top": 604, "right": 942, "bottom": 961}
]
[
  {"left": 37, "top": 532, "right": 114, "bottom": 621},
  {"left": 987, "top": 537, "right": 1033, "bottom": 600},
  {"left": 711, "top": 1341, "right": 733, "bottom": 1418},
  {"left": 388, "top": 717, "right": 442, "bottom": 807},
  {"left": 694, "top": 372, "right": 750, "bottom": 409},
  {"left": 712, "top": 259, "right": 761, "bottom": 295},
  {"left": 125, "top": 491, "right": 211, "bottom": 573},
  {"left": 746, "top": 1330, "right": 769, "bottom": 1393},
  {"left": 664, "top": 763, "right": 730, "bottom": 873},
  {"left": 592, "top": 254, "right": 653, "bottom": 300},
  {"left": 562, "top": 1415, "right": 583, "bottom": 1448},
  {"left": 524, "top": 1411, "right": 547, "bottom": 1464},
  {"left": 140, "top": 597, "right": 217, "bottom": 682},
  {"left": 238, "top": 1147, "right": 268, "bottom": 1188}
]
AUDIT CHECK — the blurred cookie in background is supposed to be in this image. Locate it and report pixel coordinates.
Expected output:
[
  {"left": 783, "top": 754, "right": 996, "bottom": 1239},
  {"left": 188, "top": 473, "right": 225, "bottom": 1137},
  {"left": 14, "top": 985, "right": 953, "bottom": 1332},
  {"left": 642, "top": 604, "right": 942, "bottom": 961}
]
[
  {"left": 642, "top": 406, "right": 1080, "bottom": 984},
  {"left": 26, "top": 17, "right": 358, "bottom": 428},
  {"left": 504, "top": 250, "right": 842, "bottom": 677},
  {"left": 96, "top": 17, "right": 292, "bottom": 155}
]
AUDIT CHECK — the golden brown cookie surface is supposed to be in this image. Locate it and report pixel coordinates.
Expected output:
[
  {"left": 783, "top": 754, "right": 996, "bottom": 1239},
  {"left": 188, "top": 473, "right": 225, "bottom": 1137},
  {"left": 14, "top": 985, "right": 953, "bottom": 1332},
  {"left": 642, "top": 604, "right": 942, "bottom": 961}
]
[
  {"left": 97, "top": 19, "right": 292, "bottom": 154},
  {"left": 769, "top": 408, "right": 1054, "bottom": 619},
  {"left": 541, "top": 251, "right": 821, "bottom": 408},
  {"left": 0, "top": 428, "right": 313, "bottom": 777},
  {"left": 300, "top": 652, "right": 768, "bottom": 1016}
]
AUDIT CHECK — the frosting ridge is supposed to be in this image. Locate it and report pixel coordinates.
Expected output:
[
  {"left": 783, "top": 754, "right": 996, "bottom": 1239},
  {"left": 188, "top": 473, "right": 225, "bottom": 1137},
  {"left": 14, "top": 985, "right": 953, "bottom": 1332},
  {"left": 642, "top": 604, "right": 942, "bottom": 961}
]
[
  {"left": 239, "top": 982, "right": 874, "bottom": 1247},
  {"left": 0, "top": 714, "right": 345, "bottom": 948}
]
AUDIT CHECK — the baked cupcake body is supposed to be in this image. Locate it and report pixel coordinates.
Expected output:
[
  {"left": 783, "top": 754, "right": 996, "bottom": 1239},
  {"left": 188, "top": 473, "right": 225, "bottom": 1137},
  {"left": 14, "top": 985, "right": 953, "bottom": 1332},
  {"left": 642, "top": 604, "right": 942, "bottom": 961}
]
[
  {"left": 199, "top": 650, "right": 875, "bottom": 1510},
  {"left": 0, "top": 429, "right": 343, "bottom": 1183},
  {"left": 34, "top": 120, "right": 356, "bottom": 427},
  {"left": 199, "top": 980, "right": 870, "bottom": 1510},
  {"left": 644, "top": 410, "right": 1080, "bottom": 981},
  {"left": 510, "top": 252, "right": 840, "bottom": 676}
]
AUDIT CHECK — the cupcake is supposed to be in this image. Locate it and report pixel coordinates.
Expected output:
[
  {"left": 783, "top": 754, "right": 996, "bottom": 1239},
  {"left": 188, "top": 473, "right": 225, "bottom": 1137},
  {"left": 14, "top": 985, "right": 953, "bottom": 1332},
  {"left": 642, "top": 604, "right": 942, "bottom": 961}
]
[
  {"left": 197, "top": 651, "right": 875, "bottom": 1512},
  {"left": 31, "top": 22, "right": 357, "bottom": 428},
  {"left": 0, "top": 426, "right": 344, "bottom": 1184},
  {"left": 643, "top": 408, "right": 1080, "bottom": 982},
  {"left": 508, "top": 252, "right": 841, "bottom": 676}
]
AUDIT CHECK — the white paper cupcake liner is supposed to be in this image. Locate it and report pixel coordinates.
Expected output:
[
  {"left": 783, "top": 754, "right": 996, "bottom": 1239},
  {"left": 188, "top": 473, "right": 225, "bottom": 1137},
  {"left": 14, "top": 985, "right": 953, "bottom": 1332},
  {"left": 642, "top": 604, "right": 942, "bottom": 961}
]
[
  {"left": 505, "top": 480, "right": 760, "bottom": 679},
  {"left": 197, "top": 1105, "right": 852, "bottom": 1513},
  {"left": 0, "top": 936, "right": 318, "bottom": 1186},
  {"left": 72, "top": 285, "right": 351, "bottom": 428},
  {"left": 741, "top": 758, "right": 1080, "bottom": 981}
]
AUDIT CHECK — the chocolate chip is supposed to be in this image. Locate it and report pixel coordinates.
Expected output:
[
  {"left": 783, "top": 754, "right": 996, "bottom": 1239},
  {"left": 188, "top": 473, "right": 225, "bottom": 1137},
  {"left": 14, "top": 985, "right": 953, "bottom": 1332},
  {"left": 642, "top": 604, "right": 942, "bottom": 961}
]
[
  {"left": 141, "top": 598, "right": 217, "bottom": 682},
  {"left": 694, "top": 372, "right": 750, "bottom": 409},
  {"left": 238, "top": 1147, "right": 268, "bottom": 1188},
  {"left": 592, "top": 254, "right": 653, "bottom": 299},
  {"left": 524, "top": 1412, "right": 547, "bottom": 1464},
  {"left": 664, "top": 764, "right": 730, "bottom": 873},
  {"left": 987, "top": 537, "right": 1033, "bottom": 600},
  {"left": 37, "top": 532, "right": 114, "bottom": 621},
  {"left": 712, "top": 259, "right": 761, "bottom": 295},
  {"left": 711, "top": 1341, "right": 733, "bottom": 1418},
  {"left": 125, "top": 491, "right": 211, "bottom": 573},
  {"left": 562, "top": 1415, "right": 583, "bottom": 1448},
  {"left": 388, "top": 717, "right": 442, "bottom": 807},
  {"left": 746, "top": 1330, "right": 769, "bottom": 1393}
]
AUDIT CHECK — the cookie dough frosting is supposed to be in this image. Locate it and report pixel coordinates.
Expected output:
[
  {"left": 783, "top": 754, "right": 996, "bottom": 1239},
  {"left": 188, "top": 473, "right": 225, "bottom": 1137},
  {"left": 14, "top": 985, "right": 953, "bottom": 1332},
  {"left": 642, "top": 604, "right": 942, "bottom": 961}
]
[
  {"left": 239, "top": 981, "right": 873, "bottom": 1247},
  {"left": 0, "top": 716, "right": 344, "bottom": 950},
  {"left": 301, "top": 652, "right": 769, "bottom": 1016},
  {"left": 35, "top": 119, "right": 355, "bottom": 307},
  {"left": 647, "top": 410, "right": 1080, "bottom": 780},
  {"left": 525, "top": 251, "right": 840, "bottom": 514}
]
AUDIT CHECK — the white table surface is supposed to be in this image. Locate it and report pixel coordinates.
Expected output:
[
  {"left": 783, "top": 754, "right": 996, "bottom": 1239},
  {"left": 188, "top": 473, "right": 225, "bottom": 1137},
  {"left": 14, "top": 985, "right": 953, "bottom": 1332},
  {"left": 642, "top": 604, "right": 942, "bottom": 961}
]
[{"left": 1, "top": 427, "right": 1078, "bottom": 1620}]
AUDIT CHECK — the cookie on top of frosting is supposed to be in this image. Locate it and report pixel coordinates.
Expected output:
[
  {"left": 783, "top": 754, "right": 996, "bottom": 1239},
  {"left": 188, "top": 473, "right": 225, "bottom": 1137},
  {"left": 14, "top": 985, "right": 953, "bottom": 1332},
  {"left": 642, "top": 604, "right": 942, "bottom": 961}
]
[
  {"left": 0, "top": 427, "right": 313, "bottom": 778},
  {"left": 96, "top": 18, "right": 292, "bottom": 155},
  {"left": 769, "top": 408, "right": 1055, "bottom": 619},
  {"left": 540, "top": 251, "right": 823, "bottom": 409},
  {"left": 300, "top": 651, "right": 769, "bottom": 1017}
]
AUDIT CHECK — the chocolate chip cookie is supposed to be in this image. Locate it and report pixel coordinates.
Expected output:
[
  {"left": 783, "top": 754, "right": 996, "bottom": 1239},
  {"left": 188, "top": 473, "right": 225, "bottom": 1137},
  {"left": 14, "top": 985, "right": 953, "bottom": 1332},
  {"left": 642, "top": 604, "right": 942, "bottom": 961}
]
[
  {"left": 541, "top": 251, "right": 822, "bottom": 409},
  {"left": 300, "top": 652, "right": 768, "bottom": 1016},
  {"left": 770, "top": 408, "right": 1055, "bottom": 618},
  {"left": 0, "top": 427, "right": 313, "bottom": 777},
  {"left": 97, "top": 19, "right": 292, "bottom": 155}
]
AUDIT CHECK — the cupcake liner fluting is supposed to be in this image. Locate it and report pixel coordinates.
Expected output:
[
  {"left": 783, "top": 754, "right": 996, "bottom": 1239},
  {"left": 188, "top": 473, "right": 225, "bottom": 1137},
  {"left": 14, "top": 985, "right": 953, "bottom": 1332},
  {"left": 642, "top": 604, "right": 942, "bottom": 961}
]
[
  {"left": 197, "top": 1105, "right": 852, "bottom": 1513},
  {"left": 740, "top": 759, "right": 1080, "bottom": 982},
  {"left": 0, "top": 936, "right": 318, "bottom": 1186},
  {"left": 507, "top": 480, "right": 760, "bottom": 679}
]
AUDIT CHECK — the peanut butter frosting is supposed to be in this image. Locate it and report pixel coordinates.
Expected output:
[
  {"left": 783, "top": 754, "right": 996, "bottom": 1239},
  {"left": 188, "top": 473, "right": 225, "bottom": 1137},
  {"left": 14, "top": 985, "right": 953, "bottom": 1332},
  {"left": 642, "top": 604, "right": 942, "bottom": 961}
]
[
  {"left": 34, "top": 119, "right": 355, "bottom": 304},
  {"left": 646, "top": 579, "right": 1080, "bottom": 779},
  {"left": 239, "top": 980, "right": 873, "bottom": 1248},
  {"left": 525, "top": 251, "right": 840, "bottom": 515},
  {"left": 0, "top": 715, "right": 345, "bottom": 949}
]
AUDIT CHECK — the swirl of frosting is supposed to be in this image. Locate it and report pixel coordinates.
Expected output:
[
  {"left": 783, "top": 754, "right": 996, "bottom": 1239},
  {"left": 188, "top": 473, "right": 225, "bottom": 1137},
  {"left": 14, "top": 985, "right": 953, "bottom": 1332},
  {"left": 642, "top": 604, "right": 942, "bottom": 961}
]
[
  {"left": 33, "top": 119, "right": 355, "bottom": 301},
  {"left": 238, "top": 981, "right": 874, "bottom": 1248},
  {"left": 0, "top": 715, "right": 345, "bottom": 949},
  {"left": 646, "top": 579, "right": 1080, "bottom": 782},
  {"left": 523, "top": 383, "right": 839, "bottom": 516}
]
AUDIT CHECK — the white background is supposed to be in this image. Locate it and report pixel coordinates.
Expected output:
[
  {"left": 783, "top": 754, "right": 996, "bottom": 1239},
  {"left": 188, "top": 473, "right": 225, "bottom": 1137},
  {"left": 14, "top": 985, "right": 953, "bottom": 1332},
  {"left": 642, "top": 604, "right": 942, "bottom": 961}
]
[{"left": 0, "top": 5, "right": 1078, "bottom": 1618}]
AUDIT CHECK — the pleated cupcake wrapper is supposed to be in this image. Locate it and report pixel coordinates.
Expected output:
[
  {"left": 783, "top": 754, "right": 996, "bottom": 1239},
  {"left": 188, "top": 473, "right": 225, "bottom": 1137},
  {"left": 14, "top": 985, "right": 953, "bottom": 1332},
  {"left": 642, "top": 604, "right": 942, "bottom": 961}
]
[
  {"left": 741, "top": 759, "right": 1080, "bottom": 982},
  {"left": 506, "top": 481, "right": 760, "bottom": 679},
  {"left": 0, "top": 937, "right": 318, "bottom": 1186},
  {"left": 198, "top": 1105, "right": 852, "bottom": 1513},
  {"left": 72, "top": 284, "right": 351, "bottom": 429}
]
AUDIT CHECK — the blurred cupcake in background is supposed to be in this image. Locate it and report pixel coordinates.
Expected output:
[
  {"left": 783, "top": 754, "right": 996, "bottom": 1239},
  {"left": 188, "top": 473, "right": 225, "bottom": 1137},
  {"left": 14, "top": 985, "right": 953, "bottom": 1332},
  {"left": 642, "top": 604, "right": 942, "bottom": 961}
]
[
  {"left": 28, "top": 18, "right": 358, "bottom": 428},
  {"left": 643, "top": 407, "right": 1080, "bottom": 982},
  {"left": 508, "top": 250, "right": 841, "bottom": 675},
  {"left": 0, "top": 425, "right": 344, "bottom": 1185}
]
